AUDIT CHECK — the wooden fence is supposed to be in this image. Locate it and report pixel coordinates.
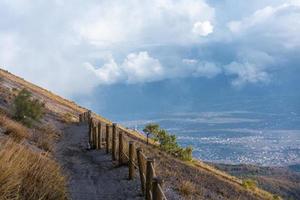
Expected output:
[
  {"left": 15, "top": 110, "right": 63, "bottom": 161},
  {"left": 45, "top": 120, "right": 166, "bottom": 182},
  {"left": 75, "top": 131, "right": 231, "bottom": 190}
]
[{"left": 79, "top": 112, "right": 167, "bottom": 200}]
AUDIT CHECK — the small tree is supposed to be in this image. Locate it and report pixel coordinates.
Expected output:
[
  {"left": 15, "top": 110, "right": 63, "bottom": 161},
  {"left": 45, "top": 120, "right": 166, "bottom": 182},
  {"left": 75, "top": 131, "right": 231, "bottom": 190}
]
[
  {"left": 13, "top": 89, "right": 45, "bottom": 126},
  {"left": 143, "top": 123, "right": 159, "bottom": 144},
  {"left": 143, "top": 123, "right": 193, "bottom": 161},
  {"left": 155, "top": 129, "right": 178, "bottom": 152}
]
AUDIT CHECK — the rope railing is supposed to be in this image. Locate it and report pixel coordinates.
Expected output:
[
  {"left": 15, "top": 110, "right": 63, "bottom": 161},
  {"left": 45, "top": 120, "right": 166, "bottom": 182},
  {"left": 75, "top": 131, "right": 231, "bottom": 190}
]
[{"left": 79, "top": 112, "right": 167, "bottom": 200}]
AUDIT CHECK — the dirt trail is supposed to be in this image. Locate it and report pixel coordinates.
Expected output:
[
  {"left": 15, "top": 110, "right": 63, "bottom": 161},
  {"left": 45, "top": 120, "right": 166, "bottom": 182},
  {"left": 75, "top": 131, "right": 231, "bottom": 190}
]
[{"left": 55, "top": 123, "right": 143, "bottom": 200}]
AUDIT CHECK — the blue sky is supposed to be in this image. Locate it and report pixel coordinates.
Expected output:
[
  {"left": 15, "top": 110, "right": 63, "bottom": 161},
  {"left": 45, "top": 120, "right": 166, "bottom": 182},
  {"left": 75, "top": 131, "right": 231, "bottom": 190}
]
[{"left": 0, "top": 0, "right": 299, "bottom": 116}]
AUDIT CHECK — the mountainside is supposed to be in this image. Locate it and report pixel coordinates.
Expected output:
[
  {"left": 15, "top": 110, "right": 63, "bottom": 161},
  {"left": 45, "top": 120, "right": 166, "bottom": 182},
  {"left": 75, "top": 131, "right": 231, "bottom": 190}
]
[
  {"left": 0, "top": 68, "right": 284, "bottom": 200},
  {"left": 214, "top": 163, "right": 300, "bottom": 200}
]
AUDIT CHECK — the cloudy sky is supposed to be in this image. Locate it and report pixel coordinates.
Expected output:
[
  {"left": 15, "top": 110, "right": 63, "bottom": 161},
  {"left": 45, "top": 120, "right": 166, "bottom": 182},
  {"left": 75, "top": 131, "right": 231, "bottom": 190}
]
[{"left": 1, "top": 0, "right": 300, "bottom": 116}]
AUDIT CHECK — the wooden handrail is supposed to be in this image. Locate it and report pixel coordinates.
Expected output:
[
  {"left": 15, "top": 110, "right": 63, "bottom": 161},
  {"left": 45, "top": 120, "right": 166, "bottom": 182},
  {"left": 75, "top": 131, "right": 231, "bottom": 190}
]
[
  {"left": 80, "top": 113, "right": 167, "bottom": 200},
  {"left": 158, "top": 185, "right": 167, "bottom": 200}
]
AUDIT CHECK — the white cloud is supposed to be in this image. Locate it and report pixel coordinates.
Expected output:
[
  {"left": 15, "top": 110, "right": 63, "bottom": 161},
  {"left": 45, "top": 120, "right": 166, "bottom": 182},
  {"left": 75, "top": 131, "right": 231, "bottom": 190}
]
[
  {"left": 86, "top": 53, "right": 223, "bottom": 86},
  {"left": 85, "top": 56, "right": 122, "bottom": 85},
  {"left": 75, "top": 0, "right": 215, "bottom": 46},
  {"left": 227, "top": 2, "right": 300, "bottom": 48},
  {"left": 123, "top": 52, "right": 164, "bottom": 83},
  {"left": 227, "top": 6, "right": 276, "bottom": 33},
  {"left": 0, "top": 0, "right": 298, "bottom": 97},
  {"left": 192, "top": 21, "right": 214, "bottom": 36},
  {"left": 193, "top": 62, "right": 221, "bottom": 78},
  {"left": 223, "top": 50, "right": 274, "bottom": 87},
  {"left": 224, "top": 62, "right": 270, "bottom": 87},
  {"left": 0, "top": 0, "right": 215, "bottom": 97},
  {"left": 182, "top": 59, "right": 198, "bottom": 65},
  {"left": 86, "top": 52, "right": 164, "bottom": 85},
  {"left": 182, "top": 59, "right": 222, "bottom": 78}
]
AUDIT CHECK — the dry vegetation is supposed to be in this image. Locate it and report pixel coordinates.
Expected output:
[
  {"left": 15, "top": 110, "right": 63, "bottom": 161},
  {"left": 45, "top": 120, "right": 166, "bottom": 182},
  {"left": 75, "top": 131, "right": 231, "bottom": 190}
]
[
  {"left": 0, "top": 114, "right": 31, "bottom": 142},
  {"left": 215, "top": 163, "right": 299, "bottom": 200},
  {"left": 0, "top": 69, "right": 85, "bottom": 116},
  {"left": 0, "top": 70, "right": 69, "bottom": 200},
  {"left": 178, "top": 180, "right": 198, "bottom": 196},
  {"left": 60, "top": 113, "right": 78, "bottom": 124},
  {"left": 0, "top": 139, "right": 68, "bottom": 200},
  {"left": 0, "top": 113, "right": 67, "bottom": 200},
  {"left": 0, "top": 114, "right": 59, "bottom": 152},
  {"left": 32, "top": 124, "right": 61, "bottom": 152}
]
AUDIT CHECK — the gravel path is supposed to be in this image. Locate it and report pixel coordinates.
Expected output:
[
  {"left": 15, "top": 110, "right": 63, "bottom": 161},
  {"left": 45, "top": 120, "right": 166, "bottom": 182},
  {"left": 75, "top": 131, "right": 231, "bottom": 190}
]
[{"left": 55, "top": 123, "right": 143, "bottom": 200}]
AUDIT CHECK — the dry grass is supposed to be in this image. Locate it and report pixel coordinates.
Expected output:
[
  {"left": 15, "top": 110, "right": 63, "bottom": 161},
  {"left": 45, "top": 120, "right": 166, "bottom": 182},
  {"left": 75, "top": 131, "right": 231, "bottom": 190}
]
[
  {"left": 0, "top": 69, "right": 85, "bottom": 113},
  {"left": 0, "top": 107, "right": 7, "bottom": 115},
  {"left": 192, "top": 160, "right": 242, "bottom": 184},
  {"left": 0, "top": 139, "right": 68, "bottom": 200},
  {"left": 60, "top": 113, "right": 77, "bottom": 124},
  {"left": 0, "top": 114, "right": 30, "bottom": 142},
  {"left": 178, "top": 180, "right": 198, "bottom": 196},
  {"left": 32, "top": 124, "right": 60, "bottom": 152}
]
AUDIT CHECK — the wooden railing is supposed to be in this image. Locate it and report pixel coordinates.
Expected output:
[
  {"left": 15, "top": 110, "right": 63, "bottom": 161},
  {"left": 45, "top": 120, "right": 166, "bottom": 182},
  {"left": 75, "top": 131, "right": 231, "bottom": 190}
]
[{"left": 79, "top": 112, "right": 167, "bottom": 200}]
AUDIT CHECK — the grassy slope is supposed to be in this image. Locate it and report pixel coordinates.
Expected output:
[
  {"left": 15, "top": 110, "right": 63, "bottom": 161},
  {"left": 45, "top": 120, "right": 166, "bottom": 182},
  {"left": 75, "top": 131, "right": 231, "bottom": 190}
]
[
  {"left": 0, "top": 68, "right": 276, "bottom": 199},
  {"left": 0, "top": 111, "right": 67, "bottom": 200}
]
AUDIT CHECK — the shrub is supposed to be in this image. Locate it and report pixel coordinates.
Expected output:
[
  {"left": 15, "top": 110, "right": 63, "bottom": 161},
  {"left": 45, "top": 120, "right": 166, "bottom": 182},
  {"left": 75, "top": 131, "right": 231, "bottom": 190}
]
[
  {"left": 178, "top": 146, "right": 193, "bottom": 161},
  {"left": 0, "top": 114, "right": 31, "bottom": 142},
  {"left": 242, "top": 179, "right": 257, "bottom": 190},
  {"left": 143, "top": 123, "right": 193, "bottom": 161},
  {"left": 13, "top": 89, "right": 45, "bottom": 126},
  {"left": 178, "top": 180, "right": 197, "bottom": 196},
  {"left": 0, "top": 139, "right": 68, "bottom": 200},
  {"left": 156, "top": 129, "right": 179, "bottom": 152},
  {"left": 32, "top": 124, "right": 60, "bottom": 152}
]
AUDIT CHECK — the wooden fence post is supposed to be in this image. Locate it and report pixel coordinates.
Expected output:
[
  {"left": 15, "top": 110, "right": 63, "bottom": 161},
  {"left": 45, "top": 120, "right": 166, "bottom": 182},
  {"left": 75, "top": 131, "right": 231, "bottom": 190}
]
[
  {"left": 112, "top": 123, "right": 117, "bottom": 161},
  {"left": 93, "top": 125, "right": 97, "bottom": 149},
  {"left": 146, "top": 158, "right": 154, "bottom": 200},
  {"left": 98, "top": 122, "right": 102, "bottom": 149},
  {"left": 129, "top": 141, "right": 135, "bottom": 180},
  {"left": 137, "top": 147, "right": 145, "bottom": 195},
  {"left": 152, "top": 177, "right": 163, "bottom": 200},
  {"left": 87, "top": 110, "right": 91, "bottom": 121},
  {"left": 106, "top": 124, "right": 110, "bottom": 154},
  {"left": 119, "top": 132, "right": 124, "bottom": 165},
  {"left": 89, "top": 118, "right": 93, "bottom": 147},
  {"left": 119, "top": 132, "right": 123, "bottom": 165}
]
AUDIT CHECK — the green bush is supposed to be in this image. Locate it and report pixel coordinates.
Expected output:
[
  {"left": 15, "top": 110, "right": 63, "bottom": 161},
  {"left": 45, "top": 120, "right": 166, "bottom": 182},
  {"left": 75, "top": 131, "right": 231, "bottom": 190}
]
[
  {"left": 272, "top": 195, "right": 282, "bottom": 200},
  {"left": 178, "top": 146, "right": 193, "bottom": 161},
  {"left": 242, "top": 179, "right": 257, "bottom": 190},
  {"left": 13, "top": 89, "right": 45, "bottom": 126},
  {"left": 143, "top": 123, "right": 193, "bottom": 161}
]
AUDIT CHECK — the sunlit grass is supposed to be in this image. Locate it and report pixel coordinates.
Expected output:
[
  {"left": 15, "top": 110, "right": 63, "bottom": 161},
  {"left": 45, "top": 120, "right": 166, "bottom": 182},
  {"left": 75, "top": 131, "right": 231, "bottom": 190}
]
[
  {"left": 0, "top": 114, "right": 30, "bottom": 142},
  {"left": 0, "top": 139, "right": 68, "bottom": 200}
]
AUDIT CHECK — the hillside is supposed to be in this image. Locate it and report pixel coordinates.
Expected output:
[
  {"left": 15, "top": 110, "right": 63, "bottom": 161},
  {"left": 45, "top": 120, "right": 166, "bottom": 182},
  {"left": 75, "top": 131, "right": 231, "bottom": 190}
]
[
  {"left": 214, "top": 163, "right": 300, "bottom": 200},
  {"left": 0, "top": 68, "right": 280, "bottom": 200}
]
